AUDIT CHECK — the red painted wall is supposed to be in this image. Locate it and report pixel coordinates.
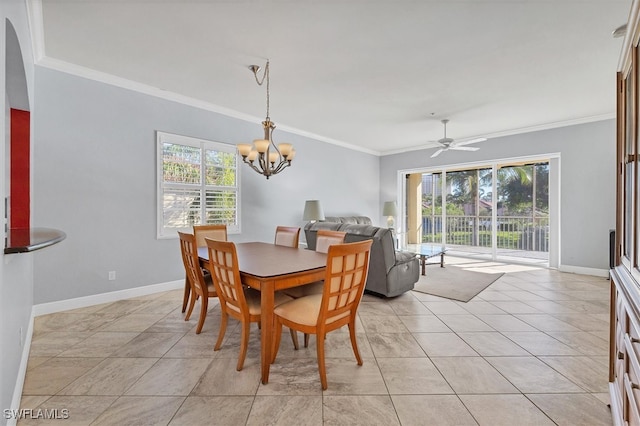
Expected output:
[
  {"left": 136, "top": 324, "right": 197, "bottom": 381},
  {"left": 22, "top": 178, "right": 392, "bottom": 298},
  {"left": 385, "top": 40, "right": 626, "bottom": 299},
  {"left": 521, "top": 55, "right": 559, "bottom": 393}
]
[{"left": 10, "top": 108, "right": 30, "bottom": 230}]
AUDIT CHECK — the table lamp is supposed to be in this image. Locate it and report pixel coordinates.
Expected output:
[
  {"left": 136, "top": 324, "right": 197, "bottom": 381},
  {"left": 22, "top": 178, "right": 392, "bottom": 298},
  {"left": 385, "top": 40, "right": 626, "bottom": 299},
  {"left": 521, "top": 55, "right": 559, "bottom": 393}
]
[
  {"left": 383, "top": 201, "right": 397, "bottom": 229},
  {"left": 303, "top": 200, "right": 325, "bottom": 222}
]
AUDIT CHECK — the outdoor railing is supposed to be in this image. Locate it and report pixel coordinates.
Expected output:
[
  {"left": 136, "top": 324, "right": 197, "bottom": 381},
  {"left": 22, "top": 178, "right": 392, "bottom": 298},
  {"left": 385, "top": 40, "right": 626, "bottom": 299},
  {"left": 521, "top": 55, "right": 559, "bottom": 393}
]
[{"left": 422, "top": 215, "right": 549, "bottom": 252}]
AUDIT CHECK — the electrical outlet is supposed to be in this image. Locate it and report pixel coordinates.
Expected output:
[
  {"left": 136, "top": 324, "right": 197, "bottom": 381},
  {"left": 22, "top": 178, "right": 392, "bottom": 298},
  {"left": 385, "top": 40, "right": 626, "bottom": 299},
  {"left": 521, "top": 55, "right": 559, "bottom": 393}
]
[{"left": 108, "top": 271, "right": 116, "bottom": 281}]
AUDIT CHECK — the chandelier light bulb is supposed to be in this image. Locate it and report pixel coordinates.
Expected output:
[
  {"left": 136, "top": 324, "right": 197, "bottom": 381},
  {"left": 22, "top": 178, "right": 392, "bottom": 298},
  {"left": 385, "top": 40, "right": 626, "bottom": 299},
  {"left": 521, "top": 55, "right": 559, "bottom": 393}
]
[
  {"left": 278, "top": 143, "right": 292, "bottom": 157},
  {"left": 254, "top": 139, "right": 270, "bottom": 153},
  {"left": 237, "top": 144, "right": 252, "bottom": 157}
]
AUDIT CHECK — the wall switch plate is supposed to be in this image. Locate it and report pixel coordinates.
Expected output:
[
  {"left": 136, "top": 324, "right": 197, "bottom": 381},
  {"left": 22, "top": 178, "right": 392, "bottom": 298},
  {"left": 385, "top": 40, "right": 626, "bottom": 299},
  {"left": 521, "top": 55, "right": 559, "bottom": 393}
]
[{"left": 108, "top": 271, "right": 116, "bottom": 281}]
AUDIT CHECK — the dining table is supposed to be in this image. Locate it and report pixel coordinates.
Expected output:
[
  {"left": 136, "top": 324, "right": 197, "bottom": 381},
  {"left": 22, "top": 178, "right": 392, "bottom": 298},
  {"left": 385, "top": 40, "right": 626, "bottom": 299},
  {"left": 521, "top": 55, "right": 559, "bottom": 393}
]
[{"left": 198, "top": 241, "right": 327, "bottom": 384}]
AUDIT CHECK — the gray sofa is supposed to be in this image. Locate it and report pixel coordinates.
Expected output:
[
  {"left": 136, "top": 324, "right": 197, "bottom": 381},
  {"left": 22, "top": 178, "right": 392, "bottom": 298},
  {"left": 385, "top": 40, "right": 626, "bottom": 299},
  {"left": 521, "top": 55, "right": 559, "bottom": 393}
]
[{"left": 304, "top": 217, "right": 419, "bottom": 297}]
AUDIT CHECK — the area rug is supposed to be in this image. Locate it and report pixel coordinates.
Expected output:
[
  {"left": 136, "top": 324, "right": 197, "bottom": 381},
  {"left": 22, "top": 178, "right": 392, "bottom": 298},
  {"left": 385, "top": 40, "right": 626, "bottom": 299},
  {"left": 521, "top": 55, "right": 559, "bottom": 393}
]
[{"left": 412, "top": 266, "right": 504, "bottom": 302}]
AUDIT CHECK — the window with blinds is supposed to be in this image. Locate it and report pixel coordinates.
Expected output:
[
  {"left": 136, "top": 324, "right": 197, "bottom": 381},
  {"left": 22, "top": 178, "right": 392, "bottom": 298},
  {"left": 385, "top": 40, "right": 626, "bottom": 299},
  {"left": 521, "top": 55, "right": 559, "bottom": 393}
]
[{"left": 157, "top": 131, "right": 240, "bottom": 238}]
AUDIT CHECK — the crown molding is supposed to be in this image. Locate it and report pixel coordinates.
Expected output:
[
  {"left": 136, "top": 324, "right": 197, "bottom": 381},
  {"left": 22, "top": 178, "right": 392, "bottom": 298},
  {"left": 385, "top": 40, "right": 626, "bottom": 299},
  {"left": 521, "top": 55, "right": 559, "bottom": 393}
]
[
  {"left": 25, "top": 0, "right": 380, "bottom": 157},
  {"left": 25, "top": 0, "right": 377, "bottom": 155},
  {"left": 25, "top": 0, "right": 619, "bottom": 160},
  {"left": 618, "top": 0, "right": 638, "bottom": 73},
  {"left": 25, "top": 0, "right": 44, "bottom": 63},
  {"left": 35, "top": 56, "right": 380, "bottom": 156},
  {"left": 379, "top": 113, "right": 615, "bottom": 157},
  {"left": 32, "top": 56, "right": 614, "bottom": 159}
]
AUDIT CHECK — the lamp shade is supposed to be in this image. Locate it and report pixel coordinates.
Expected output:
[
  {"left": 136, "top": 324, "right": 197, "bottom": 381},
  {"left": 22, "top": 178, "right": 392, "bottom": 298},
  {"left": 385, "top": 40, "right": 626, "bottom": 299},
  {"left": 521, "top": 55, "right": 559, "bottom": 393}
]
[
  {"left": 303, "top": 200, "right": 325, "bottom": 221},
  {"left": 383, "top": 201, "right": 398, "bottom": 216}
]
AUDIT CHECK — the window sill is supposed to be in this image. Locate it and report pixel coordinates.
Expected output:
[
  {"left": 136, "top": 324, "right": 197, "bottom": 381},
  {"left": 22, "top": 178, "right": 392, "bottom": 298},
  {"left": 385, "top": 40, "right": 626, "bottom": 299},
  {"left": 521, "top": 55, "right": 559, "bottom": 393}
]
[{"left": 4, "top": 227, "right": 66, "bottom": 254}]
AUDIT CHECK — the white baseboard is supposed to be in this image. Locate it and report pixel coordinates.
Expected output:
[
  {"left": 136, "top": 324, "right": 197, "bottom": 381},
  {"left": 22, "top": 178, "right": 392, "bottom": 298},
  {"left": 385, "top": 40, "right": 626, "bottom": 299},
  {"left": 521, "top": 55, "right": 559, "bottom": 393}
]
[
  {"left": 7, "top": 315, "right": 34, "bottom": 426},
  {"left": 558, "top": 264, "right": 609, "bottom": 278},
  {"left": 32, "top": 280, "right": 183, "bottom": 317},
  {"left": 10, "top": 280, "right": 183, "bottom": 424}
]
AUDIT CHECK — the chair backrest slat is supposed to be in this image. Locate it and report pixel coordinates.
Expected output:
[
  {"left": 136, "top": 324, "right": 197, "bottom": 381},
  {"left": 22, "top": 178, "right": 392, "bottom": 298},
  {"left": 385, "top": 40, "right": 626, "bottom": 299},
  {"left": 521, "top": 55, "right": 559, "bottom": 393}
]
[
  {"left": 320, "top": 239, "right": 372, "bottom": 326},
  {"left": 274, "top": 226, "right": 300, "bottom": 248},
  {"left": 315, "top": 230, "right": 346, "bottom": 254},
  {"left": 178, "top": 232, "right": 208, "bottom": 297},
  {"left": 194, "top": 224, "right": 228, "bottom": 247},
  {"left": 206, "top": 240, "right": 248, "bottom": 318}
]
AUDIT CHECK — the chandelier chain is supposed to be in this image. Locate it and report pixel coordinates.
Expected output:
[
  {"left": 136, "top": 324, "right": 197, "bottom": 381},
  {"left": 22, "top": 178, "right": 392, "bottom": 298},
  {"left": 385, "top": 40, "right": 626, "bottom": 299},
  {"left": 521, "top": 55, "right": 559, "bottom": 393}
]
[
  {"left": 252, "top": 60, "right": 270, "bottom": 120},
  {"left": 266, "top": 63, "right": 270, "bottom": 119}
]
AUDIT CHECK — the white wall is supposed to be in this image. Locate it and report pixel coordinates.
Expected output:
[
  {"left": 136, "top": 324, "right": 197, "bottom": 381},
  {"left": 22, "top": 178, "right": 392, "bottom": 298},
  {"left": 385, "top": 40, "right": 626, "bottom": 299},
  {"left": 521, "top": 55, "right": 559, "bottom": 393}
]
[
  {"left": 1, "top": 1, "right": 35, "bottom": 423},
  {"left": 32, "top": 66, "right": 380, "bottom": 305},
  {"left": 380, "top": 119, "right": 616, "bottom": 272}
]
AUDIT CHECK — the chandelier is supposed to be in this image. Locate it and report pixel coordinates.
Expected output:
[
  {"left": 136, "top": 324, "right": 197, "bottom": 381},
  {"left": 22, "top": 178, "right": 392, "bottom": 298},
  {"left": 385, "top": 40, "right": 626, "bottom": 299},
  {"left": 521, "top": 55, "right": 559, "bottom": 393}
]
[{"left": 237, "top": 60, "right": 295, "bottom": 179}]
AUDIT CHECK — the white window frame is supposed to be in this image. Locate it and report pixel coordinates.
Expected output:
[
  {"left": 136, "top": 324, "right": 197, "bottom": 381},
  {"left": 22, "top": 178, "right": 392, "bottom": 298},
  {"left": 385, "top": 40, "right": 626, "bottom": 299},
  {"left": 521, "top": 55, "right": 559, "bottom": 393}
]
[{"left": 156, "top": 131, "right": 240, "bottom": 239}]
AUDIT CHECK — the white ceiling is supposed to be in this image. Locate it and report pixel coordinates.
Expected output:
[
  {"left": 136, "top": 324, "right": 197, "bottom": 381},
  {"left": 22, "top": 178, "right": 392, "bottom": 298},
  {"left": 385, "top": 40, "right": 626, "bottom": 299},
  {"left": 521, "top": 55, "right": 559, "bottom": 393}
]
[{"left": 36, "top": 0, "right": 631, "bottom": 155}]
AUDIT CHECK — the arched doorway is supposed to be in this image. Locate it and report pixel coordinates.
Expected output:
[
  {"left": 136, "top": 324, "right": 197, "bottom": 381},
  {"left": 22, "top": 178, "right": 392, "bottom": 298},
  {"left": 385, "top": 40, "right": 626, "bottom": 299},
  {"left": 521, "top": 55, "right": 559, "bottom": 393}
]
[{"left": 5, "top": 19, "right": 31, "bottom": 232}]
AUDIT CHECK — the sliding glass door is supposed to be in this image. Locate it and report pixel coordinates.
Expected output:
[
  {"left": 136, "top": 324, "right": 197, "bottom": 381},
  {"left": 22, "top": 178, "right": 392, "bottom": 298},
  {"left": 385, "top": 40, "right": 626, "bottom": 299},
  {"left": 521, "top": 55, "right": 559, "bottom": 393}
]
[
  {"left": 404, "top": 158, "right": 551, "bottom": 265},
  {"left": 496, "top": 163, "right": 549, "bottom": 260},
  {"left": 444, "top": 167, "right": 493, "bottom": 251}
]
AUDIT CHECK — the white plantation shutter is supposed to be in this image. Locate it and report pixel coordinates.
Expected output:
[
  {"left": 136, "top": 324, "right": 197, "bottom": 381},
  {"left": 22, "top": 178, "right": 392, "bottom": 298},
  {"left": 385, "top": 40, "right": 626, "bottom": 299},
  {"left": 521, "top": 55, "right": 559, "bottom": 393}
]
[{"left": 157, "top": 132, "right": 240, "bottom": 238}]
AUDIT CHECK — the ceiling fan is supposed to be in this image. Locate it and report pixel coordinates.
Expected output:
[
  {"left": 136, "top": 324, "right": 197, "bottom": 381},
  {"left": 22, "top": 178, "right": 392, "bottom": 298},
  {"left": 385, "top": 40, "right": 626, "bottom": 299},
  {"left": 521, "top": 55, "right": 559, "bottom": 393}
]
[{"left": 430, "top": 119, "right": 487, "bottom": 158}]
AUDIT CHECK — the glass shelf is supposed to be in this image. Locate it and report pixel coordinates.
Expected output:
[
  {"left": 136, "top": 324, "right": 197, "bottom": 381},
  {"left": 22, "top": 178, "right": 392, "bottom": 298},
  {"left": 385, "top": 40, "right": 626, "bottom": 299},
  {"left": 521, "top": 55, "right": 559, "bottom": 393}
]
[{"left": 4, "top": 227, "right": 66, "bottom": 254}]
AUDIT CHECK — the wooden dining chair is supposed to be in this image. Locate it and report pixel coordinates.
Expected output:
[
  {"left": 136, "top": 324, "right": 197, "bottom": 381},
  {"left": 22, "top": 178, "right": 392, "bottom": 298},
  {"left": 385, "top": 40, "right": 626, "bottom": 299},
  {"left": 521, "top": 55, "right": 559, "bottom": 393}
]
[
  {"left": 181, "top": 224, "right": 228, "bottom": 313},
  {"left": 284, "top": 229, "right": 347, "bottom": 347},
  {"left": 178, "top": 232, "right": 218, "bottom": 334},
  {"left": 314, "top": 229, "right": 347, "bottom": 254},
  {"left": 206, "top": 238, "right": 299, "bottom": 370},
  {"left": 271, "top": 239, "right": 372, "bottom": 390},
  {"left": 284, "top": 230, "right": 346, "bottom": 299},
  {"left": 274, "top": 226, "right": 301, "bottom": 248},
  {"left": 194, "top": 224, "right": 228, "bottom": 247},
  {"left": 283, "top": 229, "right": 347, "bottom": 299}
]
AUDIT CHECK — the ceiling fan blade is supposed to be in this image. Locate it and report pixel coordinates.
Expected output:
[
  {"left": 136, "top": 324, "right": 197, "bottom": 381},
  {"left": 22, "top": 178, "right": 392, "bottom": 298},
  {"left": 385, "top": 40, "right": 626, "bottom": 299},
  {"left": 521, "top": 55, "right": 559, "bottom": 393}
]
[
  {"left": 431, "top": 148, "right": 444, "bottom": 158},
  {"left": 455, "top": 138, "right": 487, "bottom": 147},
  {"left": 449, "top": 146, "right": 479, "bottom": 151}
]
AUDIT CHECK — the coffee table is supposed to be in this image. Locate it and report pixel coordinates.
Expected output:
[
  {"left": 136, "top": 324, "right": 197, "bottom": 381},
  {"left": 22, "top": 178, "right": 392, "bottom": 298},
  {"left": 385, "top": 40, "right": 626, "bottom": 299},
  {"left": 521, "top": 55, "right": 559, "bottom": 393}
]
[{"left": 411, "top": 245, "right": 447, "bottom": 275}]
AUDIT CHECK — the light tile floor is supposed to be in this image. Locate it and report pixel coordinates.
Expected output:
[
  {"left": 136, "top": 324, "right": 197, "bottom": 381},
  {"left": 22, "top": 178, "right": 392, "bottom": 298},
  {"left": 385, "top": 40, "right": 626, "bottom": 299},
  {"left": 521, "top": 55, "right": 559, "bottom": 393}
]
[{"left": 19, "top": 257, "right": 613, "bottom": 425}]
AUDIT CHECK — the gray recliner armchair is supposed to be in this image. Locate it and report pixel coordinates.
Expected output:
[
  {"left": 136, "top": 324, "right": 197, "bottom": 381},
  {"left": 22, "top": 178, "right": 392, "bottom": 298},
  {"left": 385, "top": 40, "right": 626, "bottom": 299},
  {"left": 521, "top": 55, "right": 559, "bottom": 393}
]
[{"left": 304, "top": 218, "right": 419, "bottom": 297}]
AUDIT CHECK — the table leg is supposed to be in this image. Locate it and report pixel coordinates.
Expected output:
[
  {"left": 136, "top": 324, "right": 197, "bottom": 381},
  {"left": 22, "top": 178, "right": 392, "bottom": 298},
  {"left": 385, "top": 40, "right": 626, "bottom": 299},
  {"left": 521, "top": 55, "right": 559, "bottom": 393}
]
[
  {"left": 421, "top": 255, "right": 426, "bottom": 276},
  {"left": 260, "top": 281, "right": 275, "bottom": 384},
  {"left": 440, "top": 252, "right": 445, "bottom": 267}
]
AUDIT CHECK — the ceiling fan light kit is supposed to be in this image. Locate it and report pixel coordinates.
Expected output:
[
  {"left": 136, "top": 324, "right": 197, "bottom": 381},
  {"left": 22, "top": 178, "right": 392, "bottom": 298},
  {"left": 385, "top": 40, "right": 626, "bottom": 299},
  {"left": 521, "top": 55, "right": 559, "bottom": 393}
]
[{"left": 430, "top": 119, "right": 487, "bottom": 158}]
